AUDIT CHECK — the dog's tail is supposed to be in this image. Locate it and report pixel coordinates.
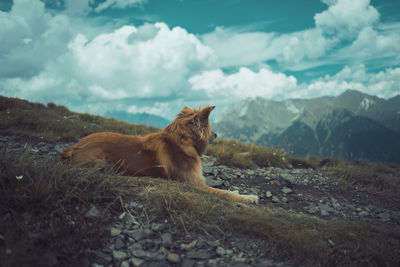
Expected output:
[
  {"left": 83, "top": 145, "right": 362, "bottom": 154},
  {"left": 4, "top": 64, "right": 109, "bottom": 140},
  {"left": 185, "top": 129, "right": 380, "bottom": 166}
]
[{"left": 59, "top": 146, "right": 74, "bottom": 163}]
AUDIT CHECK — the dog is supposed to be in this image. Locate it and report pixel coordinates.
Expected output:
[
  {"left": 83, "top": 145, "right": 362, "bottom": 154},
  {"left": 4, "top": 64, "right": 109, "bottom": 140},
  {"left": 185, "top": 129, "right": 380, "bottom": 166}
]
[{"left": 61, "top": 106, "right": 258, "bottom": 204}]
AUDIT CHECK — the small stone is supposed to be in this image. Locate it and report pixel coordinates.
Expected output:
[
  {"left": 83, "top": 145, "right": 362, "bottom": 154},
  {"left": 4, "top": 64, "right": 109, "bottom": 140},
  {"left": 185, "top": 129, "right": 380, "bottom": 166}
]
[
  {"left": 127, "top": 230, "right": 144, "bottom": 241},
  {"left": 161, "top": 233, "right": 173, "bottom": 248},
  {"left": 359, "top": 211, "right": 369, "bottom": 216},
  {"left": 181, "top": 241, "right": 197, "bottom": 250},
  {"left": 206, "top": 259, "right": 218, "bottom": 267},
  {"left": 181, "top": 259, "right": 196, "bottom": 267},
  {"left": 225, "top": 249, "right": 233, "bottom": 255},
  {"left": 85, "top": 206, "right": 100, "bottom": 218},
  {"left": 151, "top": 223, "right": 165, "bottom": 232},
  {"left": 110, "top": 227, "right": 122, "bottom": 237},
  {"left": 215, "top": 246, "right": 225, "bottom": 256},
  {"left": 280, "top": 173, "right": 295, "bottom": 183},
  {"left": 130, "top": 257, "right": 145, "bottom": 267},
  {"left": 281, "top": 187, "right": 293, "bottom": 194},
  {"left": 271, "top": 196, "right": 279, "bottom": 203},
  {"left": 265, "top": 191, "right": 272, "bottom": 198},
  {"left": 120, "top": 261, "right": 129, "bottom": 267},
  {"left": 167, "top": 253, "right": 180, "bottom": 263},
  {"left": 186, "top": 249, "right": 211, "bottom": 260},
  {"left": 281, "top": 197, "right": 288, "bottom": 203},
  {"left": 113, "top": 251, "right": 127, "bottom": 261},
  {"left": 114, "top": 238, "right": 125, "bottom": 250}
]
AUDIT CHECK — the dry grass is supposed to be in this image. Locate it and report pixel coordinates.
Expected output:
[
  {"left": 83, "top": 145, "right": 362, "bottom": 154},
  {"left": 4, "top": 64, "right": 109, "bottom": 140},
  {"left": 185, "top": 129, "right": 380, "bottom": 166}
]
[
  {"left": 1, "top": 148, "right": 399, "bottom": 266},
  {"left": 326, "top": 158, "right": 400, "bottom": 194},
  {"left": 0, "top": 96, "right": 158, "bottom": 142},
  {"left": 1, "top": 95, "right": 400, "bottom": 266},
  {"left": 207, "top": 139, "right": 288, "bottom": 169}
]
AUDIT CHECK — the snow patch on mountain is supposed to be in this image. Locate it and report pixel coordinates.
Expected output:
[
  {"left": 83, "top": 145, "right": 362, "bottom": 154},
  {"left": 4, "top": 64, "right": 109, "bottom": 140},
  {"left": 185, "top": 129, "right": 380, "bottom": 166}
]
[{"left": 359, "top": 97, "right": 375, "bottom": 111}]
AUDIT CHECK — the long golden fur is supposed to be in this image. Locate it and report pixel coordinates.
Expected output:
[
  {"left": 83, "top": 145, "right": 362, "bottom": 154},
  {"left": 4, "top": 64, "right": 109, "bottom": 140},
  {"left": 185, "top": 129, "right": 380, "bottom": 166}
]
[{"left": 61, "top": 106, "right": 258, "bottom": 204}]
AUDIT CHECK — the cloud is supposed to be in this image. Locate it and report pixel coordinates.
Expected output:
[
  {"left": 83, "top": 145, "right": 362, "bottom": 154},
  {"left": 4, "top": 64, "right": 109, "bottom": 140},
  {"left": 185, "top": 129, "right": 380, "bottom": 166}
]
[
  {"left": 314, "top": 0, "right": 379, "bottom": 38},
  {"left": 190, "top": 67, "right": 297, "bottom": 100},
  {"left": 334, "top": 26, "right": 400, "bottom": 64},
  {"left": 0, "top": 15, "right": 216, "bottom": 118},
  {"left": 292, "top": 64, "right": 400, "bottom": 99},
  {"left": 201, "top": 0, "right": 395, "bottom": 72},
  {"left": 94, "top": 0, "right": 147, "bottom": 12},
  {"left": 0, "top": 0, "right": 73, "bottom": 78},
  {"left": 201, "top": 27, "right": 275, "bottom": 68}
]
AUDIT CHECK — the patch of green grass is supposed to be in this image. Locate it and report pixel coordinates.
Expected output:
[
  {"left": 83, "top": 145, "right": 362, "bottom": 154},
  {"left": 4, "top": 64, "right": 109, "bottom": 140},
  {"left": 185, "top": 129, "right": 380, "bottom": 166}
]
[
  {"left": 1, "top": 148, "right": 399, "bottom": 266},
  {"left": 0, "top": 96, "right": 158, "bottom": 142},
  {"left": 207, "top": 139, "right": 288, "bottom": 169}
]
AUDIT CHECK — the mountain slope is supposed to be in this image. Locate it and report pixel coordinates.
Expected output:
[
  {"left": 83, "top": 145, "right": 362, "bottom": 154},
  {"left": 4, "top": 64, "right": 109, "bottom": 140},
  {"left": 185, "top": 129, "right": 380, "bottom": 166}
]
[
  {"left": 104, "top": 111, "right": 170, "bottom": 128},
  {"left": 215, "top": 90, "right": 400, "bottom": 163}
]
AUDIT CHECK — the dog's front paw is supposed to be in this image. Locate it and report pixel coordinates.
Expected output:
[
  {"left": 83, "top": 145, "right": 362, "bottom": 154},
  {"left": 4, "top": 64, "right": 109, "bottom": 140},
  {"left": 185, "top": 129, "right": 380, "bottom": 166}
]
[{"left": 241, "top": 194, "right": 259, "bottom": 204}]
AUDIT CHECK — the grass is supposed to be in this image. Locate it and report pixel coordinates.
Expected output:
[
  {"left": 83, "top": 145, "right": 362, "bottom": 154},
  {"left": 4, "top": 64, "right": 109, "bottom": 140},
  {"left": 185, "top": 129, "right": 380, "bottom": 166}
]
[
  {"left": 0, "top": 96, "right": 158, "bottom": 142},
  {"left": 1, "top": 95, "right": 400, "bottom": 265},
  {"left": 206, "top": 139, "right": 289, "bottom": 169},
  {"left": 1, "top": 148, "right": 399, "bottom": 266}
]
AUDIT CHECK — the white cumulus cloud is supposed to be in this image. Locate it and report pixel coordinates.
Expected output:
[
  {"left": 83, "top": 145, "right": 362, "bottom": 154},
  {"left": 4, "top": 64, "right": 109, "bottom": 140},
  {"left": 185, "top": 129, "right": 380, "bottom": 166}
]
[
  {"left": 190, "top": 67, "right": 297, "bottom": 99},
  {"left": 314, "top": 0, "right": 379, "bottom": 38},
  {"left": 293, "top": 64, "right": 400, "bottom": 99}
]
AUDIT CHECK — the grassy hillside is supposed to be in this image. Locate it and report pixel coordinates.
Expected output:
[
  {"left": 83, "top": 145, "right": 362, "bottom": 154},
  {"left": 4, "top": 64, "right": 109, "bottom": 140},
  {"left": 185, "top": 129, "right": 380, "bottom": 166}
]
[
  {"left": 1, "top": 95, "right": 399, "bottom": 266},
  {"left": 0, "top": 96, "right": 158, "bottom": 142}
]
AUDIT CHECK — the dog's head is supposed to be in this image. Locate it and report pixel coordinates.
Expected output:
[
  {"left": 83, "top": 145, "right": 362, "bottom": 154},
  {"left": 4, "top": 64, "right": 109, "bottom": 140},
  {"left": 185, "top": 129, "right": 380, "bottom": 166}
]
[{"left": 165, "top": 105, "right": 216, "bottom": 155}]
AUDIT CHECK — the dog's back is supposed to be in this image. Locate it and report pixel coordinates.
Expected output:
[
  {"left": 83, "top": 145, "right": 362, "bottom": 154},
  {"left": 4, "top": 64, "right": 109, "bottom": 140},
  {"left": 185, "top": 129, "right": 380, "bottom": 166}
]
[{"left": 61, "top": 132, "right": 166, "bottom": 177}]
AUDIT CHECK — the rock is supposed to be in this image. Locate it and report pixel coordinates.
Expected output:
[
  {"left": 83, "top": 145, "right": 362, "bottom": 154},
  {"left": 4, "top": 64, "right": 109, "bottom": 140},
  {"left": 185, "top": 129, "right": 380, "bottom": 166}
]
[
  {"left": 186, "top": 249, "right": 211, "bottom": 260},
  {"left": 359, "top": 211, "right": 369, "bottom": 216},
  {"left": 216, "top": 246, "right": 225, "bottom": 256},
  {"left": 161, "top": 233, "right": 173, "bottom": 248},
  {"left": 54, "top": 144, "right": 65, "bottom": 153},
  {"left": 151, "top": 223, "right": 165, "bottom": 232},
  {"left": 281, "top": 197, "right": 288, "bottom": 203},
  {"left": 130, "top": 257, "right": 145, "bottom": 267},
  {"left": 120, "top": 261, "right": 129, "bottom": 267},
  {"left": 205, "top": 177, "right": 224, "bottom": 187},
  {"left": 281, "top": 187, "right": 293, "bottom": 194},
  {"left": 85, "top": 206, "right": 100, "bottom": 218},
  {"left": 271, "top": 196, "right": 279, "bottom": 203},
  {"left": 127, "top": 230, "right": 144, "bottom": 241},
  {"left": 64, "top": 115, "right": 79, "bottom": 120},
  {"left": 119, "top": 212, "right": 139, "bottom": 225},
  {"left": 93, "top": 250, "right": 112, "bottom": 263},
  {"left": 378, "top": 211, "right": 391, "bottom": 222},
  {"left": 280, "top": 173, "right": 295, "bottom": 183},
  {"left": 113, "top": 251, "right": 127, "bottom": 261},
  {"left": 265, "top": 191, "right": 272, "bottom": 198},
  {"left": 167, "top": 253, "right": 180, "bottom": 263},
  {"left": 207, "top": 259, "right": 218, "bottom": 267},
  {"left": 110, "top": 227, "right": 122, "bottom": 237},
  {"left": 114, "top": 238, "right": 125, "bottom": 250},
  {"left": 181, "top": 259, "right": 196, "bottom": 267}
]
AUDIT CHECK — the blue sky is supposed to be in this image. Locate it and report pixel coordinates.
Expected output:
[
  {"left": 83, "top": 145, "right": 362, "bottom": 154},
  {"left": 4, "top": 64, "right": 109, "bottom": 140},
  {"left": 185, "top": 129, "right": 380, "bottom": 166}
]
[{"left": 0, "top": 0, "right": 399, "bottom": 119}]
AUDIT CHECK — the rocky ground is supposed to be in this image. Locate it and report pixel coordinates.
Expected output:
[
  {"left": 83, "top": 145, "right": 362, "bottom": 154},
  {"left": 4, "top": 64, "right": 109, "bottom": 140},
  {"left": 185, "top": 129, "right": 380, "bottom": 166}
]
[{"left": 1, "top": 134, "right": 399, "bottom": 267}]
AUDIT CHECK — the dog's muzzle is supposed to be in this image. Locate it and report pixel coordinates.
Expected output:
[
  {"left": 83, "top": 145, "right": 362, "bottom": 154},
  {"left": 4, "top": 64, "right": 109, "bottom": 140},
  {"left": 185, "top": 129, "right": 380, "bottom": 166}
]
[{"left": 209, "top": 131, "right": 217, "bottom": 144}]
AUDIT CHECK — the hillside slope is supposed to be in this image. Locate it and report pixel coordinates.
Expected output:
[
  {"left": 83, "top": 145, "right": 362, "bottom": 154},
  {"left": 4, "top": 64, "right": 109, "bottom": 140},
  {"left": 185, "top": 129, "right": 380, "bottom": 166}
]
[
  {"left": 1, "top": 95, "right": 399, "bottom": 266},
  {"left": 214, "top": 90, "right": 400, "bottom": 163}
]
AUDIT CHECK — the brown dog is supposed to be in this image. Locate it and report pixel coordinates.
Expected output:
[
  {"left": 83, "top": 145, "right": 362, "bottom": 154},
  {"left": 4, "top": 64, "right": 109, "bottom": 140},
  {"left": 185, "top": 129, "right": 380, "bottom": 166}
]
[{"left": 61, "top": 106, "right": 258, "bottom": 204}]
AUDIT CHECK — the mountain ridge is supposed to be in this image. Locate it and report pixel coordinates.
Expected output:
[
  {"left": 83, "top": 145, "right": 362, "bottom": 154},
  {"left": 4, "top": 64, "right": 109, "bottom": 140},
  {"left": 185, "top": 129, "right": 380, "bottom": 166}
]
[{"left": 214, "top": 90, "right": 400, "bottom": 163}]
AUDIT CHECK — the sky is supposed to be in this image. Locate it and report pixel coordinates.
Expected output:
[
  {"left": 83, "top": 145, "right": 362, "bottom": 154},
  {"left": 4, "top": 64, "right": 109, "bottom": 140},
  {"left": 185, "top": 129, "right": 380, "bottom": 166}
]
[{"left": 0, "top": 0, "right": 399, "bottom": 120}]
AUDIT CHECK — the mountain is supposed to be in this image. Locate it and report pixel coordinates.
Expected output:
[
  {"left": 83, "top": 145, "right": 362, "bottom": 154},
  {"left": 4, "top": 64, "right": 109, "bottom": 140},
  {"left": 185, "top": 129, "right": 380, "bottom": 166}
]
[
  {"left": 104, "top": 111, "right": 170, "bottom": 128},
  {"left": 214, "top": 90, "right": 400, "bottom": 164}
]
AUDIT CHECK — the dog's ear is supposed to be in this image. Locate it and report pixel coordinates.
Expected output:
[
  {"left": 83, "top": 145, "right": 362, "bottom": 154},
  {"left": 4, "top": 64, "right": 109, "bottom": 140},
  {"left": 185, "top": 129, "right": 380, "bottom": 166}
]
[{"left": 199, "top": 106, "right": 215, "bottom": 120}]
